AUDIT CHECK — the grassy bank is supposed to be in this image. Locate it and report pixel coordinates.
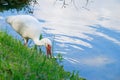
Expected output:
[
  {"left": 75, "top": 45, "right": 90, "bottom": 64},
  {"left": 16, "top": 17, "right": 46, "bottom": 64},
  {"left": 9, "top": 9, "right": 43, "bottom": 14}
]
[{"left": 0, "top": 32, "right": 85, "bottom": 80}]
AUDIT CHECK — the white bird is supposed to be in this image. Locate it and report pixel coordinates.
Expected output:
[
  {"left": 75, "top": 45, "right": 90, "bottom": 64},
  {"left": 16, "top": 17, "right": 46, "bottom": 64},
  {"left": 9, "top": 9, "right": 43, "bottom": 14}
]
[{"left": 6, "top": 15, "right": 52, "bottom": 57}]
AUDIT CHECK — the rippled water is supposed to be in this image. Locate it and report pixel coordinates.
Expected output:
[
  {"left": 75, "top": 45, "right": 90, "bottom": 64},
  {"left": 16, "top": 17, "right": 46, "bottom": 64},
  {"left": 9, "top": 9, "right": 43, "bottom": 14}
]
[{"left": 0, "top": 0, "right": 120, "bottom": 80}]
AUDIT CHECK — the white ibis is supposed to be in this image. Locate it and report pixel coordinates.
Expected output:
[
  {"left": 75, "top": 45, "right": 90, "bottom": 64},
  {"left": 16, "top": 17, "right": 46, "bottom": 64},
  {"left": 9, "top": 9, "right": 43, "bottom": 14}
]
[{"left": 6, "top": 15, "right": 52, "bottom": 57}]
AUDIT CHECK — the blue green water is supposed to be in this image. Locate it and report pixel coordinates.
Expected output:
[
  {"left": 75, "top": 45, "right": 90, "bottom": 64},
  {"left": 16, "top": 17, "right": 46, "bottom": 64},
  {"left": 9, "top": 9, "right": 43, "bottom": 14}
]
[{"left": 0, "top": 0, "right": 120, "bottom": 80}]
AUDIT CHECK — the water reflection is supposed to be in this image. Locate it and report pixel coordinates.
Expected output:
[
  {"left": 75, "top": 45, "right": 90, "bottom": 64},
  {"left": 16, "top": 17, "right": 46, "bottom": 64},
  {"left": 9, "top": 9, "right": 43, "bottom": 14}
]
[
  {"left": 0, "top": 0, "right": 120, "bottom": 80},
  {"left": 0, "top": 0, "right": 37, "bottom": 13}
]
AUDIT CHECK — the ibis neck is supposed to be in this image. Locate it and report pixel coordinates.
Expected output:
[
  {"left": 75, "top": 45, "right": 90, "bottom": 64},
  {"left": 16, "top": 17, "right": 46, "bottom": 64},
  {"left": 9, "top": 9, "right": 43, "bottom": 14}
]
[{"left": 33, "top": 39, "right": 45, "bottom": 46}]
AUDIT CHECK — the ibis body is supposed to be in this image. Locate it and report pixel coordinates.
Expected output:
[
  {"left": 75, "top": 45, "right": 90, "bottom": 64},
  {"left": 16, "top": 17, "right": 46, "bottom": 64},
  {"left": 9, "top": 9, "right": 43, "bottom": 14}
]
[{"left": 6, "top": 15, "right": 52, "bottom": 57}]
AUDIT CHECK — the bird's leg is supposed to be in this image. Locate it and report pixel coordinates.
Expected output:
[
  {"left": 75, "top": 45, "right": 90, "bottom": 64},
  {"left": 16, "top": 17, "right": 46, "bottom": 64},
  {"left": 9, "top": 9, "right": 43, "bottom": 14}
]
[{"left": 24, "top": 38, "right": 28, "bottom": 46}]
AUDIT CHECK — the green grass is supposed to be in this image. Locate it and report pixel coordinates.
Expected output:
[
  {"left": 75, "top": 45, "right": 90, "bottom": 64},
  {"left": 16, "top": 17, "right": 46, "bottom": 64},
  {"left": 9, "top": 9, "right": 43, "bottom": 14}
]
[{"left": 0, "top": 32, "right": 86, "bottom": 80}]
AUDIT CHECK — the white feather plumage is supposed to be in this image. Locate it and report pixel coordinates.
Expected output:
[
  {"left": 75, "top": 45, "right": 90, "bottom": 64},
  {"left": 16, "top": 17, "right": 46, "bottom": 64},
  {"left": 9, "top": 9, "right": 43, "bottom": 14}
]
[{"left": 6, "top": 15, "right": 52, "bottom": 57}]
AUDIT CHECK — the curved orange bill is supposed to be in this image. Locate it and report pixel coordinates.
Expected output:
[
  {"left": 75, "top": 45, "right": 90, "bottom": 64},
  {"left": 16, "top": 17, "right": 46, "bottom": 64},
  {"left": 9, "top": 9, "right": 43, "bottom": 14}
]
[{"left": 46, "top": 44, "right": 52, "bottom": 57}]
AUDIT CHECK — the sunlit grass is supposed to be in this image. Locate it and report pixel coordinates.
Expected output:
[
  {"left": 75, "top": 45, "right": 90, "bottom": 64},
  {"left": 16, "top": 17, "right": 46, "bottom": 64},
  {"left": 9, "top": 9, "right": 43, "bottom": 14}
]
[{"left": 0, "top": 32, "right": 85, "bottom": 80}]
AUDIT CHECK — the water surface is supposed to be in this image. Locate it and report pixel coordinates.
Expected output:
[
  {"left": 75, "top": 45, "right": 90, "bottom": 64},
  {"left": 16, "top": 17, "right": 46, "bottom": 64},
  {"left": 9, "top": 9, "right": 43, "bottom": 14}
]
[{"left": 0, "top": 0, "right": 120, "bottom": 80}]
